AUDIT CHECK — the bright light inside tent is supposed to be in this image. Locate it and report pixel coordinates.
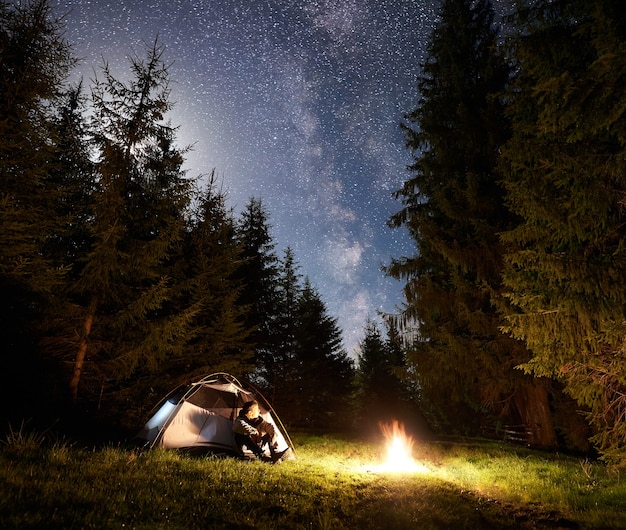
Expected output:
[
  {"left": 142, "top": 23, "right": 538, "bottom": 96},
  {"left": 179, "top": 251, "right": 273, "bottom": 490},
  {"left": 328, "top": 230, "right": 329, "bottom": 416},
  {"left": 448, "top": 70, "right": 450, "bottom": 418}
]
[
  {"left": 373, "top": 421, "right": 429, "bottom": 473},
  {"left": 143, "top": 400, "right": 176, "bottom": 430}
]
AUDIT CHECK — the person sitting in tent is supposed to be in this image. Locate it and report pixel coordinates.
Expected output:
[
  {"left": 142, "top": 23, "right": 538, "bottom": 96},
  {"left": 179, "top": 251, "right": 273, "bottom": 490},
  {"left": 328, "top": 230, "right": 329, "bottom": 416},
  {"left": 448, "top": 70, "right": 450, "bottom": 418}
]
[{"left": 233, "top": 400, "right": 289, "bottom": 463}]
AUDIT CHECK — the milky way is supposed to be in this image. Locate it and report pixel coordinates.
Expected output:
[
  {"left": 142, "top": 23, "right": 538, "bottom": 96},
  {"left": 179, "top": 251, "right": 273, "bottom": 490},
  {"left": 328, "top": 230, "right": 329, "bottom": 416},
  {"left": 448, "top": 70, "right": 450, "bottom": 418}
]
[{"left": 54, "top": 0, "right": 514, "bottom": 354}]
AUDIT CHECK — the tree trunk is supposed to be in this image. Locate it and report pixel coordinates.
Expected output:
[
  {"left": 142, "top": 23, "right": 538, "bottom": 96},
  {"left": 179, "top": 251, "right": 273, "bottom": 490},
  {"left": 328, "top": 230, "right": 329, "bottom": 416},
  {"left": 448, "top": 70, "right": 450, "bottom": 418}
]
[
  {"left": 513, "top": 380, "right": 558, "bottom": 448},
  {"left": 69, "top": 297, "right": 97, "bottom": 404}
]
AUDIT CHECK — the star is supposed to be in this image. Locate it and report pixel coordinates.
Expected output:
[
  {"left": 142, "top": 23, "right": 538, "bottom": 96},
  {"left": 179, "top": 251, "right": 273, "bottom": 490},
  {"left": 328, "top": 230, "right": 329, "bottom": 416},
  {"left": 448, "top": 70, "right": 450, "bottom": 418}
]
[{"left": 55, "top": 0, "right": 513, "bottom": 354}]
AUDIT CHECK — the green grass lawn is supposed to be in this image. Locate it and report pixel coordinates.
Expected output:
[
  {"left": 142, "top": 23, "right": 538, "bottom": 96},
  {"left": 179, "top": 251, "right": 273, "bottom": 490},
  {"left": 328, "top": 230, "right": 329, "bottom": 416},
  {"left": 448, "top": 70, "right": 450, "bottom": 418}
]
[{"left": 1, "top": 429, "right": 625, "bottom": 529}]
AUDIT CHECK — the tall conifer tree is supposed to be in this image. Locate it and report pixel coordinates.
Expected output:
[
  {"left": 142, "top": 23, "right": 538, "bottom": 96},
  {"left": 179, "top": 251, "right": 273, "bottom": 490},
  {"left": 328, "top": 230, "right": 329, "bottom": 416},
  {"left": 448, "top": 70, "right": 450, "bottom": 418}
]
[
  {"left": 156, "top": 171, "right": 252, "bottom": 390},
  {"left": 60, "top": 41, "right": 194, "bottom": 406},
  {"left": 355, "top": 320, "right": 427, "bottom": 435},
  {"left": 292, "top": 278, "right": 354, "bottom": 429},
  {"left": 0, "top": 0, "right": 76, "bottom": 420},
  {"left": 388, "top": 0, "right": 558, "bottom": 444},
  {"left": 236, "top": 198, "right": 280, "bottom": 389},
  {"left": 268, "top": 247, "right": 302, "bottom": 407},
  {"left": 500, "top": 0, "right": 626, "bottom": 463},
  {"left": 0, "top": 0, "right": 74, "bottom": 293},
  {"left": 356, "top": 321, "right": 403, "bottom": 425}
]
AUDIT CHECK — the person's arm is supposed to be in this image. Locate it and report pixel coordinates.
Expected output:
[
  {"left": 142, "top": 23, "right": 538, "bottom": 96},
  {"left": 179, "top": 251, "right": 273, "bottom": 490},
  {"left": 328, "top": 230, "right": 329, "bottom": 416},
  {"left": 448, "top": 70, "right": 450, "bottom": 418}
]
[{"left": 233, "top": 417, "right": 259, "bottom": 436}]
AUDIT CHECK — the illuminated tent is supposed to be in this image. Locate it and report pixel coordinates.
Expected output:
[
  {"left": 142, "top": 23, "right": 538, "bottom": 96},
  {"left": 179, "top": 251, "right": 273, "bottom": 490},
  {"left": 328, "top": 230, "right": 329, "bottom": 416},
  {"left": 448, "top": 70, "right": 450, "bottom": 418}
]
[{"left": 136, "top": 373, "right": 295, "bottom": 459}]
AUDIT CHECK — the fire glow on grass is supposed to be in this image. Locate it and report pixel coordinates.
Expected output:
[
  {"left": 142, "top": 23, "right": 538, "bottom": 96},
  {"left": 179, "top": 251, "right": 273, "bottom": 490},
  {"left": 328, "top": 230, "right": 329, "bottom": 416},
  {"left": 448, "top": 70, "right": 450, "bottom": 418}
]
[{"left": 373, "top": 420, "right": 429, "bottom": 473}]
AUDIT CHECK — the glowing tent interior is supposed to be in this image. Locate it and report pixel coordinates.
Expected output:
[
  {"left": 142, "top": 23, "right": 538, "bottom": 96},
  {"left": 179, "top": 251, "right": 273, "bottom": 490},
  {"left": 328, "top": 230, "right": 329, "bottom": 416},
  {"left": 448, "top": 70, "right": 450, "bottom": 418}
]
[{"left": 136, "top": 373, "right": 295, "bottom": 459}]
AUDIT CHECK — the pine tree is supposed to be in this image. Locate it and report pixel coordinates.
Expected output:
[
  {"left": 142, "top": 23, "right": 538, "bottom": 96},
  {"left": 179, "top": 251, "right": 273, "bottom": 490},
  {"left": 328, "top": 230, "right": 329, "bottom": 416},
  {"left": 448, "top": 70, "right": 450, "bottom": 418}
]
[
  {"left": 43, "top": 84, "right": 95, "bottom": 271},
  {"left": 0, "top": 0, "right": 75, "bottom": 292},
  {"left": 292, "top": 278, "right": 354, "bottom": 429},
  {"left": 58, "top": 41, "right": 194, "bottom": 406},
  {"left": 387, "top": 0, "right": 558, "bottom": 445},
  {"left": 268, "top": 247, "right": 302, "bottom": 407},
  {"left": 499, "top": 0, "right": 626, "bottom": 464},
  {"left": 0, "top": 0, "right": 76, "bottom": 421},
  {"left": 356, "top": 320, "right": 410, "bottom": 432},
  {"left": 236, "top": 197, "right": 280, "bottom": 387},
  {"left": 171, "top": 171, "right": 253, "bottom": 382}
]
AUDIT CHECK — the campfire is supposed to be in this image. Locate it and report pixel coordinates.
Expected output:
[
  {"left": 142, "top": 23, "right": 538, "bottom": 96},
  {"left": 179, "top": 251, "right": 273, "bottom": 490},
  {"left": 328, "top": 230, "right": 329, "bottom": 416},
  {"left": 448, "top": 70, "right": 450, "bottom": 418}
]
[{"left": 375, "top": 420, "right": 428, "bottom": 473}]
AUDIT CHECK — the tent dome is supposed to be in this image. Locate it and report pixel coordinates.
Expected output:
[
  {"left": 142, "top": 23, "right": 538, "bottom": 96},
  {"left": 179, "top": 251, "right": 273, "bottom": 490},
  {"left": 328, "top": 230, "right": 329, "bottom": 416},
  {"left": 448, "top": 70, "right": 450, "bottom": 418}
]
[{"left": 136, "top": 373, "right": 294, "bottom": 459}]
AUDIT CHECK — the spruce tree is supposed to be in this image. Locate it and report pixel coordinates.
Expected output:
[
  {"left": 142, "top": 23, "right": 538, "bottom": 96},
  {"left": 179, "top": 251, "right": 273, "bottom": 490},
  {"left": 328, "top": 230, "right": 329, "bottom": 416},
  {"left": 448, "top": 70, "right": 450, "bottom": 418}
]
[
  {"left": 172, "top": 172, "right": 253, "bottom": 383},
  {"left": 236, "top": 198, "right": 280, "bottom": 388},
  {"left": 388, "top": 0, "right": 558, "bottom": 445},
  {"left": 43, "top": 84, "right": 95, "bottom": 271},
  {"left": 269, "top": 247, "right": 302, "bottom": 408},
  {"left": 356, "top": 320, "right": 412, "bottom": 433},
  {"left": 58, "top": 41, "right": 194, "bottom": 407},
  {"left": 500, "top": 0, "right": 626, "bottom": 463},
  {"left": 293, "top": 278, "right": 354, "bottom": 429},
  {"left": 0, "top": 0, "right": 75, "bottom": 292},
  {"left": 356, "top": 321, "right": 393, "bottom": 422},
  {"left": 0, "top": 0, "right": 76, "bottom": 420}
]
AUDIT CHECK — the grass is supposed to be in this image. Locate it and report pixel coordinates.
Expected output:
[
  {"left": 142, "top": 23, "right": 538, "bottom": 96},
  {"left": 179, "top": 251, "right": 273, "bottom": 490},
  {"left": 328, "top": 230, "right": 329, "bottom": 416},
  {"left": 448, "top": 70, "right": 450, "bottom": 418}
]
[{"left": 1, "top": 429, "right": 625, "bottom": 529}]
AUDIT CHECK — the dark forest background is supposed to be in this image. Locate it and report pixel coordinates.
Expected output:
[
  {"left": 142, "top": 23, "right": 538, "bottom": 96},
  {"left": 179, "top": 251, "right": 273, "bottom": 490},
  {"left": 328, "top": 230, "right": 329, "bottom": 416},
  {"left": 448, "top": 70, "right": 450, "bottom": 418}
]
[{"left": 2, "top": 0, "right": 626, "bottom": 467}]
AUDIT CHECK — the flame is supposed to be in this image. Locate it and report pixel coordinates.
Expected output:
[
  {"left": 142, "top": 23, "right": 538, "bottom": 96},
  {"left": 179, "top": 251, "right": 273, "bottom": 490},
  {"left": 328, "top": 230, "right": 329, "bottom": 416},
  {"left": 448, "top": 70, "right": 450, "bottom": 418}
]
[{"left": 377, "top": 420, "right": 428, "bottom": 473}]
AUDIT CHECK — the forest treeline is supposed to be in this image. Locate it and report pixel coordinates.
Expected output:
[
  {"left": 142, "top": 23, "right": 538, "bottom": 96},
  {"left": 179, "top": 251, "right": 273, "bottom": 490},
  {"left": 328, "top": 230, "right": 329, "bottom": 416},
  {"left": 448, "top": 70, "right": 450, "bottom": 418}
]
[
  {"left": 389, "top": 0, "right": 626, "bottom": 466},
  {"left": 0, "top": 0, "right": 414, "bottom": 439},
  {"left": 2, "top": 0, "right": 626, "bottom": 467}
]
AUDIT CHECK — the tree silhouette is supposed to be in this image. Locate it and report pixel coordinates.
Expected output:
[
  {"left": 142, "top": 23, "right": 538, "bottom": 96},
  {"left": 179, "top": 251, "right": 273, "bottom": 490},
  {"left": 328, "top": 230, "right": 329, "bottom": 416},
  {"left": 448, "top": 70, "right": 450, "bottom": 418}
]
[
  {"left": 499, "top": 0, "right": 626, "bottom": 463},
  {"left": 58, "top": 41, "right": 194, "bottom": 407},
  {"left": 388, "top": 0, "right": 559, "bottom": 445},
  {"left": 0, "top": 0, "right": 77, "bottom": 422}
]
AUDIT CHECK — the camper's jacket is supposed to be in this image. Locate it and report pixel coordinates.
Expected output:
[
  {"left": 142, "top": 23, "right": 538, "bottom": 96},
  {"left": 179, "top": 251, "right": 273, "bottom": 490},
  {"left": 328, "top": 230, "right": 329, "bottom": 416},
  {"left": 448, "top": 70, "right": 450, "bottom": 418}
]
[{"left": 233, "top": 413, "right": 261, "bottom": 437}]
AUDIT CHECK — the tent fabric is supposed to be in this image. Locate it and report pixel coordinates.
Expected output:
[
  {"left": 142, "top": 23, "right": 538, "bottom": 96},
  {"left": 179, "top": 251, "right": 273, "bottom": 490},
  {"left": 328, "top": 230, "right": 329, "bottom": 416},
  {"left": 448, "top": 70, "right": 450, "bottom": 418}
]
[
  {"left": 136, "top": 373, "right": 294, "bottom": 459},
  {"left": 160, "top": 402, "right": 234, "bottom": 450}
]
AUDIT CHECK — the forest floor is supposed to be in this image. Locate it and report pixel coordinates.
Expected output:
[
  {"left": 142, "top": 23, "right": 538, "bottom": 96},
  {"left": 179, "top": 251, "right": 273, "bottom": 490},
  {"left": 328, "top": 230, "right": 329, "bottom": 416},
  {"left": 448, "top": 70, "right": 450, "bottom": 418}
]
[{"left": 1, "top": 429, "right": 625, "bottom": 529}]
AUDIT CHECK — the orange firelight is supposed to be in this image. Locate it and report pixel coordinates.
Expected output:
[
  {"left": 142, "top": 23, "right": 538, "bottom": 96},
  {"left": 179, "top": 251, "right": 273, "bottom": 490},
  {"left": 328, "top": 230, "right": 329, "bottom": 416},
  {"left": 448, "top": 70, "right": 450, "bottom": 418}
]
[{"left": 377, "top": 420, "right": 428, "bottom": 473}]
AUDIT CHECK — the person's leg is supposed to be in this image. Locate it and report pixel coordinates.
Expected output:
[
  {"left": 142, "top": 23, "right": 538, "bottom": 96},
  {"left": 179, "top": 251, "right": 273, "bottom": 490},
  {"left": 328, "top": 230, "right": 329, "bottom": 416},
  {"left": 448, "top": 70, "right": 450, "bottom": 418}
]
[
  {"left": 234, "top": 433, "right": 264, "bottom": 458},
  {"left": 259, "top": 433, "right": 272, "bottom": 449},
  {"left": 270, "top": 446, "right": 290, "bottom": 463},
  {"left": 258, "top": 421, "right": 278, "bottom": 449},
  {"left": 256, "top": 422, "right": 288, "bottom": 462}
]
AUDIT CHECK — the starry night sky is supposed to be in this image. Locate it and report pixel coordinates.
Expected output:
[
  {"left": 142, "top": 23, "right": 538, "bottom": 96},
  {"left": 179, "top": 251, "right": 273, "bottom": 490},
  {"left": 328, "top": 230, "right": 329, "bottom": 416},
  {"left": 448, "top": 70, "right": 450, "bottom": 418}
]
[{"left": 54, "top": 0, "right": 513, "bottom": 354}]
